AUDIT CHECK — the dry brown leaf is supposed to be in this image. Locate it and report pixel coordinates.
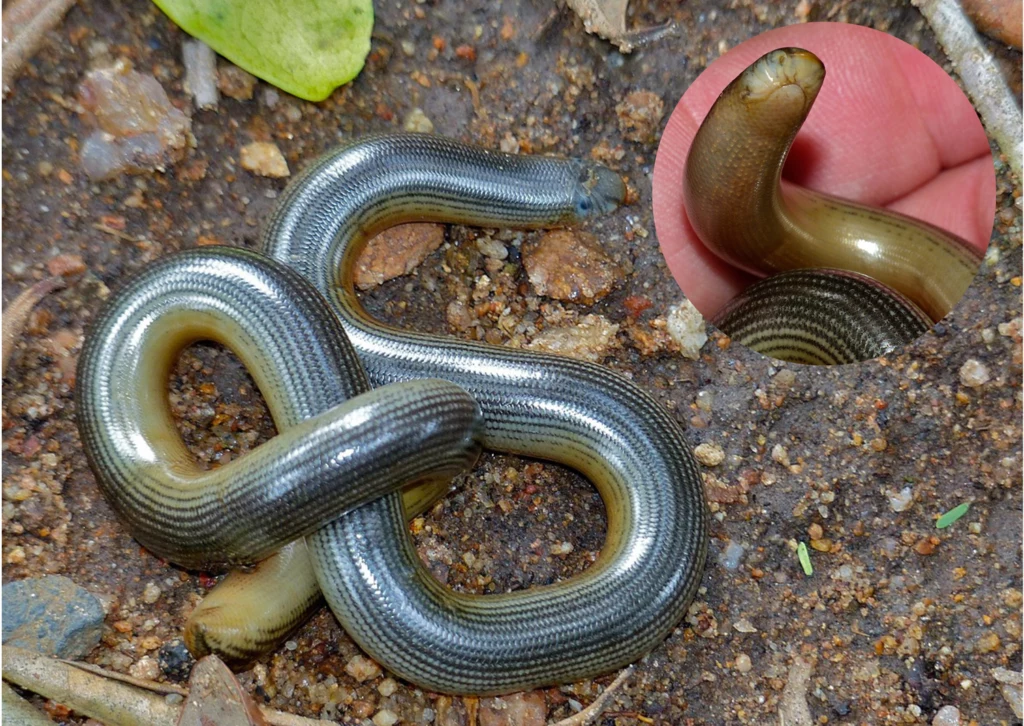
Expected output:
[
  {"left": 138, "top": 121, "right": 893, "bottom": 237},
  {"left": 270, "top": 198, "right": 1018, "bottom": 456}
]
[{"left": 564, "top": 0, "right": 676, "bottom": 52}]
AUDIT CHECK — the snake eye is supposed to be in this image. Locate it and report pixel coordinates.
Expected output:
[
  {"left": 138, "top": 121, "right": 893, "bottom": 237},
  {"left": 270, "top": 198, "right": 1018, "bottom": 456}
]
[{"left": 576, "top": 196, "right": 593, "bottom": 216}]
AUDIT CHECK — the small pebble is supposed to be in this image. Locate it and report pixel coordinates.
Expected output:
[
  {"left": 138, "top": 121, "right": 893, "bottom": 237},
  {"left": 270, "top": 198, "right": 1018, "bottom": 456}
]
[
  {"left": 46, "top": 254, "right": 87, "bottom": 278},
  {"left": 403, "top": 107, "right": 434, "bottom": 133},
  {"left": 733, "top": 618, "right": 757, "bottom": 633},
  {"left": 888, "top": 486, "right": 914, "bottom": 512},
  {"left": 350, "top": 700, "right": 375, "bottom": 719},
  {"left": 693, "top": 443, "right": 725, "bottom": 467},
  {"left": 142, "top": 582, "right": 162, "bottom": 604},
  {"left": 373, "top": 709, "right": 399, "bottom": 726},
  {"left": 958, "top": 358, "right": 990, "bottom": 387},
  {"left": 976, "top": 632, "right": 1001, "bottom": 653},
  {"left": 695, "top": 390, "right": 715, "bottom": 412},
  {"left": 377, "top": 678, "right": 398, "bottom": 697},
  {"left": 771, "top": 444, "right": 790, "bottom": 467},
  {"left": 239, "top": 141, "right": 290, "bottom": 178},
  {"left": 526, "top": 314, "right": 619, "bottom": 363},
  {"left": 345, "top": 654, "right": 383, "bottom": 682},
  {"left": 717, "top": 540, "right": 745, "bottom": 570},
  {"left": 734, "top": 653, "right": 752, "bottom": 674},
  {"left": 550, "top": 541, "right": 573, "bottom": 556},
  {"left": 158, "top": 639, "right": 194, "bottom": 680},
  {"left": 476, "top": 236, "right": 508, "bottom": 260},
  {"left": 129, "top": 656, "right": 160, "bottom": 681},
  {"left": 931, "top": 705, "right": 961, "bottom": 726},
  {"left": 665, "top": 300, "right": 707, "bottom": 359},
  {"left": 218, "top": 64, "right": 257, "bottom": 100}
]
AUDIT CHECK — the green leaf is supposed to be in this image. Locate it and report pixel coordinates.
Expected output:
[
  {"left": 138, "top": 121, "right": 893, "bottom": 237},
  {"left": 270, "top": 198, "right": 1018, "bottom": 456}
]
[
  {"left": 936, "top": 502, "right": 971, "bottom": 529},
  {"left": 797, "top": 541, "right": 813, "bottom": 576},
  {"left": 153, "top": 0, "right": 373, "bottom": 101}
]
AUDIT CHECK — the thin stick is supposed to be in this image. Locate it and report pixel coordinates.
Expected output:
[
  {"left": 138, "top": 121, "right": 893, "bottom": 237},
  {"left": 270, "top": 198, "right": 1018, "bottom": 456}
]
[
  {"left": 913, "top": 0, "right": 1023, "bottom": 182},
  {"left": 2, "top": 0, "right": 79, "bottom": 96},
  {"left": 2, "top": 276, "right": 66, "bottom": 375},
  {"left": 551, "top": 666, "right": 634, "bottom": 726}
]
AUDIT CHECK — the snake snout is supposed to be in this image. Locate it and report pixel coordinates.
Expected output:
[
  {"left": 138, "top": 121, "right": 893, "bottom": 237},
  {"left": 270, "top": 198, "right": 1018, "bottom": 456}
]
[
  {"left": 575, "top": 163, "right": 625, "bottom": 218},
  {"left": 743, "top": 47, "right": 825, "bottom": 106}
]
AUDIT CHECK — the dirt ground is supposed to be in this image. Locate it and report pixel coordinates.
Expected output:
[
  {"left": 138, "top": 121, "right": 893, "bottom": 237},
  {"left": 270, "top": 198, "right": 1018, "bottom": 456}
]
[{"left": 2, "top": 0, "right": 1021, "bottom": 724}]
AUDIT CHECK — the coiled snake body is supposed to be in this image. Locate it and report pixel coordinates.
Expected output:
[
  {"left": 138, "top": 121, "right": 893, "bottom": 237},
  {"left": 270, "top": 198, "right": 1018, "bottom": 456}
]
[{"left": 78, "top": 135, "right": 709, "bottom": 695}]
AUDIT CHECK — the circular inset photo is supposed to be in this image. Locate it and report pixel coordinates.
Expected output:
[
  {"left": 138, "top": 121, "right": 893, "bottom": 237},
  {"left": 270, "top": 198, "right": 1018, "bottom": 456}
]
[{"left": 652, "top": 23, "right": 995, "bottom": 365}]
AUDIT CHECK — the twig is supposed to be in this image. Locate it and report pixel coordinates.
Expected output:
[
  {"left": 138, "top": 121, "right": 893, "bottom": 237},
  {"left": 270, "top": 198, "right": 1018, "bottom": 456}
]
[
  {"left": 2, "top": 276, "right": 66, "bottom": 375},
  {"left": 3, "top": 646, "right": 181, "bottom": 725},
  {"left": 4, "top": 648, "right": 331, "bottom": 726},
  {"left": 92, "top": 222, "right": 147, "bottom": 244},
  {"left": 2, "top": 682, "right": 55, "bottom": 724},
  {"left": 550, "top": 666, "right": 634, "bottom": 726},
  {"left": 913, "top": 0, "right": 1023, "bottom": 183},
  {"left": 2, "top": 0, "right": 78, "bottom": 97}
]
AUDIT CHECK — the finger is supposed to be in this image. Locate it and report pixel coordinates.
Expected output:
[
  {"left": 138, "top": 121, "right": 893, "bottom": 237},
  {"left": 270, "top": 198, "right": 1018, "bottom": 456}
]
[{"left": 886, "top": 154, "right": 996, "bottom": 252}]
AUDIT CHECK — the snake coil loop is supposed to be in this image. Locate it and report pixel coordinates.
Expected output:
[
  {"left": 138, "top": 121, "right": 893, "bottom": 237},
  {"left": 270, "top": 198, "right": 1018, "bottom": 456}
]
[{"left": 78, "top": 135, "right": 709, "bottom": 695}]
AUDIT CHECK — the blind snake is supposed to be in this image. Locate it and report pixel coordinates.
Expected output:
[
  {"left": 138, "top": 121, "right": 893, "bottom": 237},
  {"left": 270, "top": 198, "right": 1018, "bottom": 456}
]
[{"left": 77, "top": 134, "right": 709, "bottom": 695}]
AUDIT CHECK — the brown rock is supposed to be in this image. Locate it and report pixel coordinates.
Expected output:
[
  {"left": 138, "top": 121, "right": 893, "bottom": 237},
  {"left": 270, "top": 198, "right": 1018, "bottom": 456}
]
[
  {"left": 479, "top": 691, "right": 546, "bottom": 726},
  {"left": 239, "top": 141, "right": 289, "bottom": 178},
  {"left": 46, "top": 254, "right": 86, "bottom": 278},
  {"left": 217, "top": 64, "right": 258, "bottom": 100},
  {"left": 615, "top": 90, "right": 665, "bottom": 142},
  {"left": 354, "top": 223, "right": 445, "bottom": 290},
  {"left": 522, "top": 230, "right": 622, "bottom": 302},
  {"left": 77, "top": 59, "right": 193, "bottom": 180},
  {"left": 350, "top": 700, "right": 376, "bottom": 719}
]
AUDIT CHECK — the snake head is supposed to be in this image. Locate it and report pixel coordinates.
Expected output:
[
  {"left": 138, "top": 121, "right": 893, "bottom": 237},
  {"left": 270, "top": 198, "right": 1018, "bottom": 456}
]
[
  {"left": 572, "top": 162, "right": 625, "bottom": 219},
  {"left": 738, "top": 47, "right": 825, "bottom": 122}
]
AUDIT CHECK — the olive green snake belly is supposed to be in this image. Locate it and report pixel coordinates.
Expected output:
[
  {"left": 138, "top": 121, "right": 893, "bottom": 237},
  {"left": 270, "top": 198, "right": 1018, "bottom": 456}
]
[
  {"left": 684, "top": 48, "right": 984, "bottom": 364},
  {"left": 76, "top": 134, "right": 708, "bottom": 695}
]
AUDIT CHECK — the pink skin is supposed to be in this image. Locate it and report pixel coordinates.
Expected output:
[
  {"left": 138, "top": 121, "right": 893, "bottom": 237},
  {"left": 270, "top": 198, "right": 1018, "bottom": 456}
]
[{"left": 651, "top": 23, "right": 995, "bottom": 320}]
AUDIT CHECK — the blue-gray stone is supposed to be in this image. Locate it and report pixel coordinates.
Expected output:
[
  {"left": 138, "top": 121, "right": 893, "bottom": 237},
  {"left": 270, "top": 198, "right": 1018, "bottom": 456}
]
[{"left": 2, "top": 575, "right": 104, "bottom": 659}]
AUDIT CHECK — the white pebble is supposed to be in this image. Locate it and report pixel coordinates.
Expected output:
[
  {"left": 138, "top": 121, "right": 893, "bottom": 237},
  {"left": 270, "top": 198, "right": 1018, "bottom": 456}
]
[
  {"left": 771, "top": 444, "right": 789, "bottom": 467},
  {"left": 373, "top": 709, "right": 399, "bottom": 726},
  {"left": 403, "top": 107, "right": 434, "bottom": 133},
  {"left": 932, "top": 705, "right": 961, "bottom": 726},
  {"left": 378, "top": 677, "right": 398, "bottom": 696},
  {"left": 551, "top": 541, "right": 574, "bottom": 556},
  {"left": 888, "top": 486, "right": 914, "bottom": 513},
  {"left": 476, "top": 236, "right": 508, "bottom": 260},
  {"left": 142, "top": 582, "right": 161, "bottom": 604},
  {"left": 666, "top": 300, "right": 707, "bottom": 359},
  {"left": 734, "top": 653, "right": 752, "bottom": 674},
  {"left": 345, "top": 655, "right": 383, "bottom": 682},
  {"left": 958, "top": 359, "right": 990, "bottom": 387},
  {"left": 717, "top": 540, "right": 745, "bottom": 570}
]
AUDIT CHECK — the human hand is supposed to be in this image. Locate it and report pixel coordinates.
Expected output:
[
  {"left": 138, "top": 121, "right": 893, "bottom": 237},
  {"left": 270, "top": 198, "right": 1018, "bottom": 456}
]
[{"left": 652, "top": 23, "right": 995, "bottom": 319}]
